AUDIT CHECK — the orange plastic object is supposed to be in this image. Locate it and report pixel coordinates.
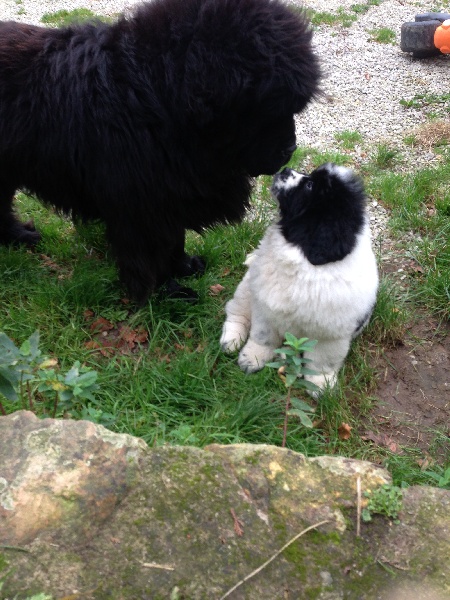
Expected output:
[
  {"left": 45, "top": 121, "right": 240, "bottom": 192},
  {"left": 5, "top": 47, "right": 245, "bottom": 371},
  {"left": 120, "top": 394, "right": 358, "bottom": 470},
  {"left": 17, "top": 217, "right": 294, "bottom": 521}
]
[{"left": 434, "top": 19, "right": 450, "bottom": 54}]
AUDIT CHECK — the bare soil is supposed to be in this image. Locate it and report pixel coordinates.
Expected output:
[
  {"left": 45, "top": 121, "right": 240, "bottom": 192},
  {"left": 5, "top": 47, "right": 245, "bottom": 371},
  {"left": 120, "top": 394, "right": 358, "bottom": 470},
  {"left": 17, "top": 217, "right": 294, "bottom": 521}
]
[{"left": 372, "top": 317, "right": 449, "bottom": 461}]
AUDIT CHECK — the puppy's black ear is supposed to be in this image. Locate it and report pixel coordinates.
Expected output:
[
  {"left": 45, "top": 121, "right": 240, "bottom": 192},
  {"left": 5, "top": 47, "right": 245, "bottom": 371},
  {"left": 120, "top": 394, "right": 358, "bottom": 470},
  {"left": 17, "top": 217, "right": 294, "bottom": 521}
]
[{"left": 315, "top": 166, "right": 333, "bottom": 192}]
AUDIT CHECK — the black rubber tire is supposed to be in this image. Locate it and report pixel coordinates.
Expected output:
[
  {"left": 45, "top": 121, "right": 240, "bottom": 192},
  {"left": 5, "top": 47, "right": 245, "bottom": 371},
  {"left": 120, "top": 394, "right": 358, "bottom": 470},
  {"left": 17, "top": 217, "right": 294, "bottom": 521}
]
[
  {"left": 414, "top": 12, "right": 450, "bottom": 23},
  {"left": 400, "top": 20, "right": 442, "bottom": 56}
]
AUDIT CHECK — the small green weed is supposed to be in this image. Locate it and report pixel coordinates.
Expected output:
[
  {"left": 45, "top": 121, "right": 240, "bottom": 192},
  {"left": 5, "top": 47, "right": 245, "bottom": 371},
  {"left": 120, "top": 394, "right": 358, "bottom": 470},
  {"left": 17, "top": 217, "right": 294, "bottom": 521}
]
[
  {"left": 267, "top": 333, "right": 318, "bottom": 445},
  {"left": 0, "top": 331, "right": 111, "bottom": 424},
  {"left": 423, "top": 466, "right": 450, "bottom": 489},
  {"left": 371, "top": 143, "right": 399, "bottom": 169},
  {"left": 362, "top": 484, "right": 403, "bottom": 523},
  {"left": 400, "top": 93, "right": 450, "bottom": 114},
  {"left": 334, "top": 130, "right": 363, "bottom": 150},
  {"left": 368, "top": 27, "right": 396, "bottom": 44}
]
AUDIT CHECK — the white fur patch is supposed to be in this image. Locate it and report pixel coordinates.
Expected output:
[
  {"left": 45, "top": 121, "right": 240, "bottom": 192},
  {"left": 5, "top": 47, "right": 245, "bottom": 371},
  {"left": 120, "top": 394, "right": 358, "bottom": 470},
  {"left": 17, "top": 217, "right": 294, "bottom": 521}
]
[
  {"left": 272, "top": 170, "right": 305, "bottom": 192},
  {"left": 325, "top": 163, "right": 353, "bottom": 183},
  {"left": 220, "top": 216, "right": 379, "bottom": 393}
]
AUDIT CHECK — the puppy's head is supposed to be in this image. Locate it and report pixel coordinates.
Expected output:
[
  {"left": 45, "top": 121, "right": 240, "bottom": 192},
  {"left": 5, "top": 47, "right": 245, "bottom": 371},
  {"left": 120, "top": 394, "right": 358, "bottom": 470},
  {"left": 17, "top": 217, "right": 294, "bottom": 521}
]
[{"left": 270, "top": 163, "right": 367, "bottom": 265}]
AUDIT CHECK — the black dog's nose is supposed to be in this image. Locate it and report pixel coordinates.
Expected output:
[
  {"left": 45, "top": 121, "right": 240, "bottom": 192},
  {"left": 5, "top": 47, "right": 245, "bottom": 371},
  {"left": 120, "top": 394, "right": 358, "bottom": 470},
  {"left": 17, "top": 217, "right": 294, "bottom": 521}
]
[
  {"left": 287, "top": 142, "right": 297, "bottom": 155},
  {"left": 281, "top": 144, "right": 296, "bottom": 162},
  {"left": 277, "top": 167, "right": 292, "bottom": 181}
]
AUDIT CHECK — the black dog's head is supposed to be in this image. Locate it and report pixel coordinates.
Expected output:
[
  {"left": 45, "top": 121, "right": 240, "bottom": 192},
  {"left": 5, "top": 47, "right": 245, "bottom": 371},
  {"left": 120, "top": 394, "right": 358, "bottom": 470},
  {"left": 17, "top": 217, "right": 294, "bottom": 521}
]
[
  {"left": 134, "top": 0, "right": 321, "bottom": 178},
  {"left": 243, "top": 115, "right": 298, "bottom": 176},
  {"left": 271, "top": 163, "right": 367, "bottom": 264}
]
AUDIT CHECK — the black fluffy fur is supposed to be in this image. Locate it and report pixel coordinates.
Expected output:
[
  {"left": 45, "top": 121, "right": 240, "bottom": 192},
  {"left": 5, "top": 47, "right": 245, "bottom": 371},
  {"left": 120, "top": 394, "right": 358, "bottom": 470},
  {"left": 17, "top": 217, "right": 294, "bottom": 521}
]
[
  {"left": 0, "top": 0, "right": 320, "bottom": 302},
  {"left": 273, "top": 164, "right": 366, "bottom": 265}
]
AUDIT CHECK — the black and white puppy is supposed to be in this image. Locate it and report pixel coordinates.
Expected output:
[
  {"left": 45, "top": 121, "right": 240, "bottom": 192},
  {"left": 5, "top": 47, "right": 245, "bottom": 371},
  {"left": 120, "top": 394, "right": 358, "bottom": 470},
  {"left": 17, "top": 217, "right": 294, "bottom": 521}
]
[{"left": 220, "top": 163, "right": 379, "bottom": 394}]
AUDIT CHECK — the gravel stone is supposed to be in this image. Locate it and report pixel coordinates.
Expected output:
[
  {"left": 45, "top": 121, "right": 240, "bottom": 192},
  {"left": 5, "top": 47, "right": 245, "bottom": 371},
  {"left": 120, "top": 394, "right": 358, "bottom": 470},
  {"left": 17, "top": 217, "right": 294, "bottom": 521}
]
[{"left": 2, "top": 0, "right": 446, "bottom": 246}]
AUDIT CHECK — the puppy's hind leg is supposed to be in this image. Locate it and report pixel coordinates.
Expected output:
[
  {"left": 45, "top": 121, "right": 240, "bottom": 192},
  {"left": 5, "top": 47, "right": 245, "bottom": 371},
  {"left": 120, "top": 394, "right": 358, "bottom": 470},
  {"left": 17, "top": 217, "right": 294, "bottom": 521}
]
[
  {"left": 0, "top": 183, "right": 41, "bottom": 246},
  {"left": 220, "top": 272, "right": 252, "bottom": 353}
]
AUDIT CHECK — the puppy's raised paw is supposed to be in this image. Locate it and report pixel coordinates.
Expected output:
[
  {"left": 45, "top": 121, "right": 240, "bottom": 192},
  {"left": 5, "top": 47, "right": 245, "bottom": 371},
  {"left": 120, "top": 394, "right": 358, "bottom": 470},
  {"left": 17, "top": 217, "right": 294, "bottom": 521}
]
[
  {"left": 220, "top": 317, "right": 250, "bottom": 354},
  {"left": 237, "top": 341, "right": 275, "bottom": 373}
]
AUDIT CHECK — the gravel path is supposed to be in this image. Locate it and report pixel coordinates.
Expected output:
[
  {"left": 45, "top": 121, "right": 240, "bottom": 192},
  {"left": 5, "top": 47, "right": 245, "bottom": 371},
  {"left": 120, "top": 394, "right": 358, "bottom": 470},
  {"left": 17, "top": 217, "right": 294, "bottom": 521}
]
[
  {"left": 2, "top": 0, "right": 448, "bottom": 240},
  {"left": 2, "top": 0, "right": 448, "bottom": 172},
  {"left": 296, "top": 0, "right": 449, "bottom": 173}
]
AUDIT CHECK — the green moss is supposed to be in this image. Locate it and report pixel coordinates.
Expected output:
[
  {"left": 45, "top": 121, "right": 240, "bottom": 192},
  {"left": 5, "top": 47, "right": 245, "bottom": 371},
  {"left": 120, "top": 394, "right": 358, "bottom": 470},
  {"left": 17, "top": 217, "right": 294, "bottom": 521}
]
[
  {"left": 308, "top": 530, "right": 342, "bottom": 545},
  {"left": 243, "top": 451, "right": 264, "bottom": 466},
  {"left": 0, "top": 552, "right": 9, "bottom": 573}
]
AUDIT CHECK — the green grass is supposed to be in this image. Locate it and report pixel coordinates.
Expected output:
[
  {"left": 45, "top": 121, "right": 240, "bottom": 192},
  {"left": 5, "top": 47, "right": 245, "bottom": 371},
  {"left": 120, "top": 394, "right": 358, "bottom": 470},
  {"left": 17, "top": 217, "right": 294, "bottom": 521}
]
[
  {"left": 40, "top": 8, "right": 111, "bottom": 27},
  {"left": 400, "top": 93, "right": 450, "bottom": 117},
  {"left": 334, "top": 130, "right": 364, "bottom": 151},
  {"left": 368, "top": 27, "right": 396, "bottom": 44},
  {"left": 306, "top": 0, "right": 380, "bottom": 28},
  {"left": 0, "top": 144, "right": 449, "bottom": 485},
  {"left": 367, "top": 162, "right": 450, "bottom": 319}
]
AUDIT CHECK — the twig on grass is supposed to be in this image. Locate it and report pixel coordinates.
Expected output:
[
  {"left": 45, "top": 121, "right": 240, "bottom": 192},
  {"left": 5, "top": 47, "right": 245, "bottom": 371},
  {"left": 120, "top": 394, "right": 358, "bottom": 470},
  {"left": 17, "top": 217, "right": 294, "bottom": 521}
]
[
  {"left": 140, "top": 561, "right": 175, "bottom": 571},
  {"left": 356, "top": 475, "right": 362, "bottom": 537},
  {"left": 219, "top": 519, "right": 330, "bottom": 600}
]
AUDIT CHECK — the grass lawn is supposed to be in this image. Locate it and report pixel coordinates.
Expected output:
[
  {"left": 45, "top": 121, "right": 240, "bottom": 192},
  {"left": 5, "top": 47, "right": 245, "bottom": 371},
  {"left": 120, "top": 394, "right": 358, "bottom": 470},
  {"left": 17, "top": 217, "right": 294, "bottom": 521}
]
[{"left": 1, "top": 135, "right": 448, "bottom": 490}]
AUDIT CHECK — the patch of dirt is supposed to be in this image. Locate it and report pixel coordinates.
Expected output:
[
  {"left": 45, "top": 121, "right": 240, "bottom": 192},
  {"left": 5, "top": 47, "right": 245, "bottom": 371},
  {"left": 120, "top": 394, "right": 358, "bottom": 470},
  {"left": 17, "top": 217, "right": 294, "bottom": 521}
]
[{"left": 371, "top": 317, "right": 450, "bottom": 462}]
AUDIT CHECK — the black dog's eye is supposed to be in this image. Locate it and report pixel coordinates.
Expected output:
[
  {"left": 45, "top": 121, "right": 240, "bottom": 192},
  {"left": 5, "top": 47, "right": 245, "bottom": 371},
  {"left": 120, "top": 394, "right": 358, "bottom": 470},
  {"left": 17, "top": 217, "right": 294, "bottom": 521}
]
[{"left": 305, "top": 180, "right": 313, "bottom": 191}]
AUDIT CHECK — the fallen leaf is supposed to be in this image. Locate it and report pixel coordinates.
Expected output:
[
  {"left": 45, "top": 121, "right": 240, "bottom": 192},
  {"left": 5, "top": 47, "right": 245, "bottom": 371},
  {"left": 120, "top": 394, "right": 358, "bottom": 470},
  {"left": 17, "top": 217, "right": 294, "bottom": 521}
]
[
  {"left": 338, "top": 423, "right": 352, "bottom": 440},
  {"left": 40, "top": 254, "right": 61, "bottom": 272},
  {"left": 119, "top": 325, "right": 137, "bottom": 344},
  {"left": 133, "top": 328, "right": 149, "bottom": 344},
  {"left": 40, "top": 358, "right": 59, "bottom": 369},
  {"left": 84, "top": 340, "right": 102, "bottom": 351},
  {"left": 209, "top": 283, "right": 225, "bottom": 295},
  {"left": 90, "top": 317, "right": 114, "bottom": 333},
  {"left": 361, "top": 431, "right": 403, "bottom": 454}
]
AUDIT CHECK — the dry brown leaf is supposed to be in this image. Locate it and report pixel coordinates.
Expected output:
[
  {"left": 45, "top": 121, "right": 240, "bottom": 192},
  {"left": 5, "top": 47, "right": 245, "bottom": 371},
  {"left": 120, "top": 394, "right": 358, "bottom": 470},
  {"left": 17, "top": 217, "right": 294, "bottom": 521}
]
[
  {"left": 361, "top": 431, "right": 403, "bottom": 454},
  {"left": 209, "top": 283, "right": 225, "bottom": 295},
  {"left": 338, "top": 423, "right": 352, "bottom": 440},
  {"left": 90, "top": 317, "right": 114, "bottom": 333}
]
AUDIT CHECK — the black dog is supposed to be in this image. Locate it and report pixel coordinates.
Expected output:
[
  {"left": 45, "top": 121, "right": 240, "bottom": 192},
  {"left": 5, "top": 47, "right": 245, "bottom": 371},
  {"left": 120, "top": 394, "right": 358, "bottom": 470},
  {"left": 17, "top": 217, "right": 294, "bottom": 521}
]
[{"left": 0, "top": 0, "right": 320, "bottom": 302}]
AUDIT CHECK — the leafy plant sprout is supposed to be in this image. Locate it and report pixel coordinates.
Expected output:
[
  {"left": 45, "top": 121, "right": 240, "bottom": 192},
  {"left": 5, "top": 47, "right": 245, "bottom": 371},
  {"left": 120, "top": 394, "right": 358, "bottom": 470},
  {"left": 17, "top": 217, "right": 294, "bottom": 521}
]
[
  {"left": 362, "top": 484, "right": 403, "bottom": 523},
  {"left": 0, "top": 331, "right": 108, "bottom": 423},
  {"left": 267, "top": 333, "right": 319, "bottom": 447}
]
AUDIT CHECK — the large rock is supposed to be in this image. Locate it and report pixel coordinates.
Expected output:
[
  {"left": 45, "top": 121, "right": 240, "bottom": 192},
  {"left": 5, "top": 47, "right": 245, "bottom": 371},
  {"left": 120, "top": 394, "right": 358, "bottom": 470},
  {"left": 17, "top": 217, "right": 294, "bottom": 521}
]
[{"left": 0, "top": 411, "right": 449, "bottom": 599}]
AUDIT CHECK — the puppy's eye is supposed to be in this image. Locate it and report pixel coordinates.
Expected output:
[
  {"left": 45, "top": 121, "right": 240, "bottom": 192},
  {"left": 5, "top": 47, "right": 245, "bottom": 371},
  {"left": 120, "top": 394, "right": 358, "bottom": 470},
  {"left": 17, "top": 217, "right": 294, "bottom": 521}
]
[{"left": 305, "top": 180, "right": 313, "bottom": 191}]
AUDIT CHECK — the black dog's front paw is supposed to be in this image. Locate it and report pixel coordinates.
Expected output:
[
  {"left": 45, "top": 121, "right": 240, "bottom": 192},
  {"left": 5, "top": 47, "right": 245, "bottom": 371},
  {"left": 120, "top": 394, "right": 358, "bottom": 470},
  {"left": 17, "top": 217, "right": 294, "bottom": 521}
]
[
  {"left": 0, "top": 219, "right": 41, "bottom": 246},
  {"left": 174, "top": 254, "right": 206, "bottom": 278},
  {"left": 164, "top": 278, "right": 199, "bottom": 303}
]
